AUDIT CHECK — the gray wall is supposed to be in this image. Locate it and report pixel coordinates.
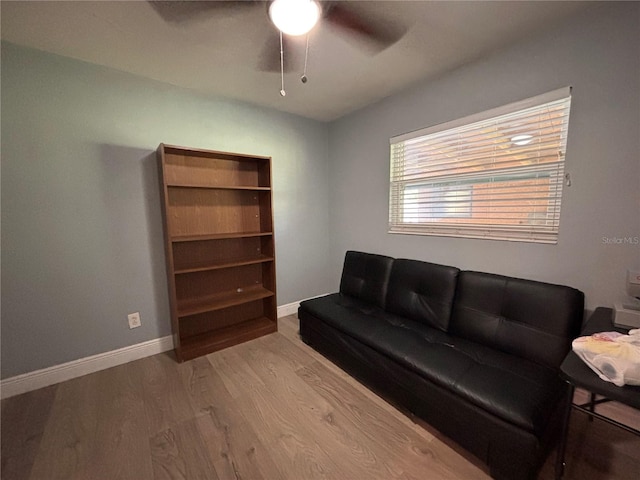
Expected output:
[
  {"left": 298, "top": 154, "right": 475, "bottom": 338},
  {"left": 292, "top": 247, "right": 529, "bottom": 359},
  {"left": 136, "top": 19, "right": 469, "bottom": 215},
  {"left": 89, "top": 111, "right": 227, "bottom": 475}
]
[
  {"left": 1, "top": 43, "right": 333, "bottom": 378},
  {"left": 328, "top": 2, "right": 640, "bottom": 311}
]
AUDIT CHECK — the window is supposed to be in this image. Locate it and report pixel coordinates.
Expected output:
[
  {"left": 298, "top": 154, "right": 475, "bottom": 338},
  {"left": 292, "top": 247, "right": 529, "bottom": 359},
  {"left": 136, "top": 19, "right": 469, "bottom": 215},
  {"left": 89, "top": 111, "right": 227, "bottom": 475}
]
[{"left": 389, "top": 87, "right": 572, "bottom": 244}]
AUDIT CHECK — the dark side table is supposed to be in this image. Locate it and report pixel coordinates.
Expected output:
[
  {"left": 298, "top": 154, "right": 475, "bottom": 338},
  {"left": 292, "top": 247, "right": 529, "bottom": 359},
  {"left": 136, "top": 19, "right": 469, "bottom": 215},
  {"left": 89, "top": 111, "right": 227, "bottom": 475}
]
[{"left": 555, "top": 307, "right": 640, "bottom": 478}]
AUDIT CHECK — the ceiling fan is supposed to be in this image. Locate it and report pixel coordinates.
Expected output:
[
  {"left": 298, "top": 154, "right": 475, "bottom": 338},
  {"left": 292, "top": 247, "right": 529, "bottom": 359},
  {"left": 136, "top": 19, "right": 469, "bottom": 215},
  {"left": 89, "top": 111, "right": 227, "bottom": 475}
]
[{"left": 149, "top": 1, "right": 407, "bottom": 74}]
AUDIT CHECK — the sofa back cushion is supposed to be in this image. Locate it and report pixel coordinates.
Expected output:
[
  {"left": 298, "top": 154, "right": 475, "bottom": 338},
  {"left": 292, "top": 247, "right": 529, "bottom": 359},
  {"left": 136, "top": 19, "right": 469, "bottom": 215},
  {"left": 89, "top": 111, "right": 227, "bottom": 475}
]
[
  {"left": 450, "top": 271, "right": 584, "bottom": 369},
  {"left": 339, "top": 251, "right": 394, "bottom": 309},
  {"left": 385, "top": 259, "right": 460, "bottom": 331}
]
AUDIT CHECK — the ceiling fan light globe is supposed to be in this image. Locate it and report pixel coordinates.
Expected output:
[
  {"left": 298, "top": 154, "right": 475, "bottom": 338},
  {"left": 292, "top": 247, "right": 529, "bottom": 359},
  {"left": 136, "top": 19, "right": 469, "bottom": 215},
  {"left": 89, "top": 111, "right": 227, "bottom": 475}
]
[{"left": 269, "top": 0, "right": 320, "bottom": 36}]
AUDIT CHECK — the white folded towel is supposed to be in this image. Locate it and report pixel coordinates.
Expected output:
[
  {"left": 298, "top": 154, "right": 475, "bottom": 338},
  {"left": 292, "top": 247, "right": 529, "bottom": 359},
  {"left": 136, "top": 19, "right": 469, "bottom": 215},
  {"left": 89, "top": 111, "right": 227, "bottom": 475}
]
[{"left": 572, "top": 329, "right": 640, "bottom": 387}]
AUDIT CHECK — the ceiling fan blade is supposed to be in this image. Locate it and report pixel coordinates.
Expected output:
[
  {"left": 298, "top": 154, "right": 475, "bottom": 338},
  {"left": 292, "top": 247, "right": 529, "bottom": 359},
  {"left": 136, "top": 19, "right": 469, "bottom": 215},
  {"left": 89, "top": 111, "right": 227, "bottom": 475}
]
[
  {"left": 323, "top": 2, "right": 407, "bottom": 53},
  {"left": 149, "top": 1, "right": 262, "bottom": 24},
  {"left": 258, "top": 32, "right": 300, "bottom": 73}
]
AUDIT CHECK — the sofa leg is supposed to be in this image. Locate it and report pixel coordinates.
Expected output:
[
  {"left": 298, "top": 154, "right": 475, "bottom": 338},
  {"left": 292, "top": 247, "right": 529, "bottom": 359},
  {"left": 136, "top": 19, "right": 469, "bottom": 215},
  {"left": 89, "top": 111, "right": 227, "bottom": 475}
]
[{"left": 555, "top": 386, "right": 575, "bottom": 479}]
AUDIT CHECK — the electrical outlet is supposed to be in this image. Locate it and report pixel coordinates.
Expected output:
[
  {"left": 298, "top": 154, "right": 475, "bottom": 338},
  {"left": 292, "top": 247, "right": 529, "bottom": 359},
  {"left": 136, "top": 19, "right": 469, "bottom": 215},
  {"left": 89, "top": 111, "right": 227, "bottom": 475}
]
[{"left": 128, "top": 312, "right": 141, "bottom": 329}]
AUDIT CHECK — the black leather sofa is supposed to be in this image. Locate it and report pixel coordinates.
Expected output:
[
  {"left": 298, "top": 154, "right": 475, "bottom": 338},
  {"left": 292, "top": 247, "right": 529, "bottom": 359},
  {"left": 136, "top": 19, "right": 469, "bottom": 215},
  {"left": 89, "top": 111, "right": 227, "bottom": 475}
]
[{"left": 298, "top": 251, "right": 584, "bottom": 480}]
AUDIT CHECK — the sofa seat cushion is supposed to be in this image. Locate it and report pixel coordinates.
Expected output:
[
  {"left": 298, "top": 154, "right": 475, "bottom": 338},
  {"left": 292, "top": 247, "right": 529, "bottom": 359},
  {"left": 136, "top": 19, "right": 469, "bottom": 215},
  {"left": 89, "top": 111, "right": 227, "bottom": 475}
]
[
  {"left": 300, "top": 294, "right": 565, "bottom": 435},
  {"left": 378, "top": 316, "right": 566, "bottom": 435},
  {"left": 300, "top": 293, "right": 393, "bottom": 347}
]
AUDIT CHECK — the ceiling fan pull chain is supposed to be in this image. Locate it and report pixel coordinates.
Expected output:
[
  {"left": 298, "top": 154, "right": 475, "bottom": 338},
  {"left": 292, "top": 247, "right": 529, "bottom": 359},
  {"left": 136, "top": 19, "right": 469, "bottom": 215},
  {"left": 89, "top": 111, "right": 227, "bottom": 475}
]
[
  {"left": 301, "top": 34, "right": 309, "bottom": 84},
  {"left": 279, "top": 31, "right": 286, "bottom": 97}
]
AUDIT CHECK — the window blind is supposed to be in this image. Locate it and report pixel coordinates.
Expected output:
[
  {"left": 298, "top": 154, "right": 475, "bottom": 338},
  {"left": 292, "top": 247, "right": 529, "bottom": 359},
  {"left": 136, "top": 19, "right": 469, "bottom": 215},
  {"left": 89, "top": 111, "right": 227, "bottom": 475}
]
[{"left": 389, "top": 87, "right": 572, "bottom": 244}]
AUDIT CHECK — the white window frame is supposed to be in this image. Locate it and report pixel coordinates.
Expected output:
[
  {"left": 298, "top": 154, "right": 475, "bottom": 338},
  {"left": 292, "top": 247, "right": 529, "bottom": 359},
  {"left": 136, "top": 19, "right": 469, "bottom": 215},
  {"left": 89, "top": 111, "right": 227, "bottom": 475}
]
[{"left": 389, "top": 87, "right": 572, "bottom": 244}]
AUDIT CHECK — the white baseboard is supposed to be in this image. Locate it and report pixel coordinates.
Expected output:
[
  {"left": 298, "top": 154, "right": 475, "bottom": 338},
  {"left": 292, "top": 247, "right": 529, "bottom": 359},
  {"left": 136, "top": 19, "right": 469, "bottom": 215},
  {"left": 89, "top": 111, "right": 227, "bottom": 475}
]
[
  {"left": 277, "top": 300, "right": 301, "bottom": 318},
  {"left": 277, "top": 293, "right": 331, "bottom": 318},
  {"left": 2, "top": 295, "right": 332, "bottom": 400},
  {"left": 0, "top": 335, "right": 174, "bottom": 400}
]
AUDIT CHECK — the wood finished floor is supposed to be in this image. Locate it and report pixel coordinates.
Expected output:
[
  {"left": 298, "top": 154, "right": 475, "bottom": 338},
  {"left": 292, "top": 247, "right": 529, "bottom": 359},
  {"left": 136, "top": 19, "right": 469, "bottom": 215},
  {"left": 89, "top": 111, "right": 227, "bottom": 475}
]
[{"left": 2, "top": 314, "right": 639, "bottom": 480}]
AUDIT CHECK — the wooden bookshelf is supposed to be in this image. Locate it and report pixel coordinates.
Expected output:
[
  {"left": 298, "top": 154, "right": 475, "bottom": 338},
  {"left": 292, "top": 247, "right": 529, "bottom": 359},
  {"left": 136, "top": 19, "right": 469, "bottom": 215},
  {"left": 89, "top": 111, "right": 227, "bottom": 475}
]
[{"left": 157, "top": 144, "right": 277, "bottom": 362}]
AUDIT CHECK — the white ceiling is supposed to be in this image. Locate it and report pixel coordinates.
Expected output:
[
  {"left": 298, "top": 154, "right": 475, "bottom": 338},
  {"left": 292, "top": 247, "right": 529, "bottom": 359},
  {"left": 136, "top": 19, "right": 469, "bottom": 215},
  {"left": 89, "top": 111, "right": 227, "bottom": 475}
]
[{"left": 1, "top": 1, "right": 592, "bottom": 121}]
